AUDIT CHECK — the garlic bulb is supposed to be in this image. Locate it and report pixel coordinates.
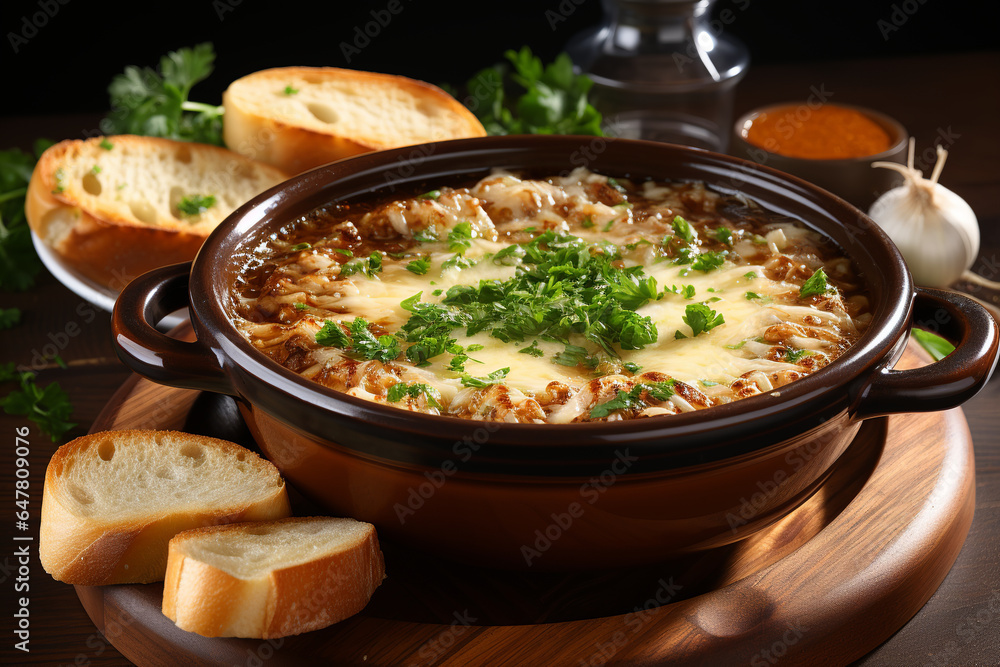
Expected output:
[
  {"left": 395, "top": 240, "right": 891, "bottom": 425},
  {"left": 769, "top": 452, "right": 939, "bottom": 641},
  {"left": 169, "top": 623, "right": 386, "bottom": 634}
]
[{"left": 868, "top": 139, "right": 979, "bottom": 288}]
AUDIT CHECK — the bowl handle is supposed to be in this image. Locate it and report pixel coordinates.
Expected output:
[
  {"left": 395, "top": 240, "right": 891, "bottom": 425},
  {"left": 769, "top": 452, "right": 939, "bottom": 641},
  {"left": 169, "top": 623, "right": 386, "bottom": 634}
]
[
  {"left": 112, "top": 262, "right": 236, "bottom": 396},
  {"left": 852, "top": 287, "right": 999, "bottom": 419}
]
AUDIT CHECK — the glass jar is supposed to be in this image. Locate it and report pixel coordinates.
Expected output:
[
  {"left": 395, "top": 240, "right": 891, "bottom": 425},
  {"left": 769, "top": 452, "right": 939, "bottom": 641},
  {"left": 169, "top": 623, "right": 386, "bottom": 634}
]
[{"left": 566, "top": 0, "right": 750, "bottom": 152}]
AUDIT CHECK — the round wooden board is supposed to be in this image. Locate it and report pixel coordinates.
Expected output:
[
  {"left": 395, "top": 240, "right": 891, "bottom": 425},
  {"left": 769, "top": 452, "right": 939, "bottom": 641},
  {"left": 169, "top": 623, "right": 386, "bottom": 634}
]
[{"left": 75, "top": 341, "right": 975, "bottom": 666}]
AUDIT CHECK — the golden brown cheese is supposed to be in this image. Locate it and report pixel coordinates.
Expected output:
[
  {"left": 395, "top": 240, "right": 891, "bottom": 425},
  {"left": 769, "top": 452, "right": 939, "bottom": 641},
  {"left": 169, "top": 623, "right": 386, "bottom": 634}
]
[{"left": 232, "top": 168, "right": 870, "bottom": 423}]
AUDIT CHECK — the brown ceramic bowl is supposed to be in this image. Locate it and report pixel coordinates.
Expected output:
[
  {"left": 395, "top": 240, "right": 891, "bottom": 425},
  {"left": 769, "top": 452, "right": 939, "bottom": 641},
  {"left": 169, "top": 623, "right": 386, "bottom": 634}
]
[
  {"left": 111, "top": 136, "right": 998, "bottom": 571},
  {"left": 731, "top": 102, "right": 909, "bottom": 210}
]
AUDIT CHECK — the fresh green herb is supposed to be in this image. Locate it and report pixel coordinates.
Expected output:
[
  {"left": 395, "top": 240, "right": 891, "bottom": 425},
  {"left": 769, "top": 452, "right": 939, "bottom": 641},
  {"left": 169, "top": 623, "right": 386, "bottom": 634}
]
[
  {"left": 340, "top": 252, "right": 383, "bottom": 279},
  {"left": 315, "top": 321, "right": 351, "bottom": 348},
  {"left": 713, "top": 227, "right": 733, "bottom": 245},
  {"left": 602, "top": 218, "right": 616, "bottom": 232},
  {"left": 581, "top": 216, "right": 595, "bottom": 228},
  {"left": 744, "top": 271, "right": 757, "bottom": 280},
  {"left": 552, "top": 343, "right": 597, "bottom": 368},
  {"left": 683, "top": 303, "right": 725, "bottom": 337},
  {"left": 911, "top": 328, "right": 956, "bottom": 361},
  {"left": 460, "top": 367, "right": 510, "bottom": 388},
  {"left": 293, "top": 302, "right": 309, "bottom": 311},
  {"left": 700, "top": 379, "right": 720, "bottom": 387},
  {"left": 386, "top": 382, "right": 442, "bottom": 408},
  {"left": 681, "top": 285, "right": 696, "bottom": 299},
  {"left": 412, "top": 228, "right": 439, "bottom": 243},
  {"left": 447, "top": 221, "right": 475, "bottom": 253},
  {"left": 606, "top": 177, "right": 626, "bottom": 193},
  {"left": 623, "top": 361, "right": 642, "bottom": 373},
  {"left": 441, "top": 254, "right": 477, "bottom": 271},
  {"left": 462, "top": 46, "right": 603, "bottom": 136},
  {"left": 283, "top": 85, "right": 299, "bottom": 95},
  {"left": 674, "top": 330, "right": 687, "bottom": 340},
  {"left": 519, "top": 340, "right": 544, "bottom": 357},
  {"left": 799, "top": 268, "right": 833, "bottom": 298},
  {"left": 0, "top": 364, "right": 75, "bottom": 441},
  {"left": 406, "top": 257, "right": 432, "bottom": 275},
  {"left": 0, "top": 141, "right": 51, "bottom": 291},
  {"left": 331, "top": 247, "right": 352, "bottom": 257},
  {"left": 751, "top": 234, "right": 767, "bottom": 245},
  {"left": 672, "top": 216, "right": 695, "bottom": 243},
  {"left": 745, "top": 291, "right": 764, "bottom": 300},
  {"left": 432, "top": 289, "right": 443, "bottom": 296},
  {"left": 99, "top": 138, "right": 114, "bottom": 150},
  {"left": 0, "top": 307, "right": 21, "bottom": 329},
  {"left": 417, "top": 190, "right": 441, "bottom": 200},
  {"left": 177, "top": 194, "right": 216, "bottom": 217},
  {"left": 103, "top": 42, "right": 225, "bottom": 146},
  {"left": 52, "top": 168, "right": 66, "bottom": 194},
  {"left": 725, "top": 339, "right": 748, "bottom": 350},
  {"left": 315, "top": 317, "right": 400, "bottom": 363},
  {"left": 784, "top": 348, "right": 813, "bottom": 364},
  {"left": 90, "top": 165, "right": 102, "bottom": 175},
  {"left": 590, "top": 381, "right": 675, "bottom": 419},
  {"left": 691, "top": 250, "right": 727, "bottom": 272}
]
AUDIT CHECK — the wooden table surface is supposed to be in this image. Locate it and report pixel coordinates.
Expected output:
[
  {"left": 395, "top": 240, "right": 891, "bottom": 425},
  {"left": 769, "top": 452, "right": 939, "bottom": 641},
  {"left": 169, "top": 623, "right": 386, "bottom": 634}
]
[{"left": 1, "top": 51, "right": 997, "bottom": 666}]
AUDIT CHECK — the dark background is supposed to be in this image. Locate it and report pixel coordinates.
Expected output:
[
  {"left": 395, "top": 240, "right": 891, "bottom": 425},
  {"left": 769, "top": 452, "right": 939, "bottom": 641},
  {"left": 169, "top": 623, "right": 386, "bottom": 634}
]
[{"left": 0, "top": 0, "right": 996, "bottom": 119}]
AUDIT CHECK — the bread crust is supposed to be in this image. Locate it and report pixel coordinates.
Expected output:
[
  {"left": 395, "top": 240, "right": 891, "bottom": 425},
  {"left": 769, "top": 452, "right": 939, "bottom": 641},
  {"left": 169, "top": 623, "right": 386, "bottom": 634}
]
[
  {"left": 39, "top": 430, "right": 292, "bottom": 586},
  {"left": 223, "top": 66, "right": 487, "bottom": 174},
  {"left": 163, "top": 517, "right": 385, "bottom": 638},
  {"left": 25, "top": 136, "right": 288, "bottom": 289}
]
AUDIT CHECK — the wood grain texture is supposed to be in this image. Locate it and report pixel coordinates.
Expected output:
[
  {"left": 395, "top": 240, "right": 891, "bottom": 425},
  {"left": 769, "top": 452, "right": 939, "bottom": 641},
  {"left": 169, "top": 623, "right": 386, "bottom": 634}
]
[{"left": 65, "top": 341, "right": 975, "bottom": 666}]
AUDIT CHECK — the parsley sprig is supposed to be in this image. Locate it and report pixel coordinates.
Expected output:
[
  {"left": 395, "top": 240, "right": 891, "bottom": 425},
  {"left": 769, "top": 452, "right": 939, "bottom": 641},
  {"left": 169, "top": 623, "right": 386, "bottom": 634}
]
[
  {"left": 102, "top": 43, "right": 225, "bottom": 146},
  {"left": 463, "top": 47, "right": 603, "bottom": 136},
  {"left": 315, "top": 318, "right": 400, "bottom": 363},
  {"left": 0, "top": 141, "right": 52, "bottom": 291},
  {"left": 386, "top": 382, "right": 442, "bottom": 408},
  {"left": 590, "top": 381, "right": 675, "bottom": 419},
  {"left": 0, "top": 364, "right": 75, "bottom": 441}
]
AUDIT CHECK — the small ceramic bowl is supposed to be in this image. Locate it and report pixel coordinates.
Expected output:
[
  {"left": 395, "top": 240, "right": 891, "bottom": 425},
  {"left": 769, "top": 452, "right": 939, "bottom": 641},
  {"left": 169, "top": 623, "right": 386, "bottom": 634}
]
[{"left": 731, "top": 102, "right": 909, "bottom": 210}]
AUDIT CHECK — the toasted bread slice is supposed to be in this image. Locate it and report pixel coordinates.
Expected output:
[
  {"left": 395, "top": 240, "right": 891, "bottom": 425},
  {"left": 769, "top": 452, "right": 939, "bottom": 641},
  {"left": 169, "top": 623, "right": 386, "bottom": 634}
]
[
  {"left": 25, "top": 135, "right": 289, "bottom": 288},
  {"left": 222, "top": 66, "right": 487, "bottom": 174},
  {"left": 162, "top": 517, "right": 385, "bottom": 638},
  {"left": 40, "top": 430, "right": 291, "bottom": 586}
]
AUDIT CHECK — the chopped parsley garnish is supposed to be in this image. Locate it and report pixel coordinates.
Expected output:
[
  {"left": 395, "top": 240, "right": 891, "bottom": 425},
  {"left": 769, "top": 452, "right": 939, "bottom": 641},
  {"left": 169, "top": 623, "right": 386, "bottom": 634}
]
[
  {"left": 442, "top": 255, "right": 477, "bottom": 271},
  {"left": 691, "top": 250, "right": 727, "bottom": 272},
  {"left": 315, "top": 317, "right": 400, "bottom": 363},
  {"left": 460, "top": 367, "right": 510, "bottom": 388},
  {"left": 744, "top": 271, "right": 757, "bottom": 280},
  {"left": 290, "top": 242, "right": 312, "bottom": 252},
  {"left": 387, "top": 382, "right": 442, "bottom": 408},
  {"left": 552, "top": 343, "right": 599, "bottom": 368},
  {"left": 606, "top": 177, "right": 626, "bottom": 193},
  {"left": 672, "top": 216, "right": 695, "bottom": 242},
  {"left": 590, "top": 381, "right": 675, "bottom": 419},
  {"left": 447, "top": 221, "right": 475, "bottom": 253},
  {"left": 52, "top": 168, "right": 66, "bottom": 194},
  {"left": 412, "top": 228, "right": 439, "bottom": 243},
  {"left": 177, "top": 194, "right": 216, "bottom": 217},
  {"left": 99, "top": 138, "right": 114, "bottom": 150},
  {"left": 713, "top": 227, "right": 733, "bottom": 245},
  {"left": 681, "top": 284, "right": 696, "bottom": 299},
  {"left": 683, "top": 303, "right": 725, "bottom": 337},
  {"left": 725, "top": 340, "right": 748, "bottom": 350},
  {"left": 1, "top": 364, "right": 75, "bottom": 441},
  {"left": 519, "top": 340, "right": 544, "bottom": 357},
  {"left": 784, "top": 348, "right": 813, "bottom": 364},
  {"left": 90, "top": 165, "right": 102, "bottom": 175},
  {"left": 799, "top": 268, "right": 833, "bottom": 298},
  {"left": 293, "top": 302, "right": 309, "bottom": 311},
  {"left": 339, "top": 252, "right": 383, "bottom": 279},
  {"left": 745, "top": 291, "right": 764, "bottom": 300},
  {"left": 406, "top": 257, "right": 432, "bottom": 275},
  {"left": 417, "top": 189, "right": 442, "bottom": 200},
  {"left": 332, "top": 247, "right": 352, "bottom": 257},
  {"left": 581, "top": 216, "right": 595, "bottom": 228},
  {"left": 700, "top": 379, "right": 720, "bottom": 387},
  {"left": 623, "top": 361, "right": 642, "bottom": 373},
  {"left": 446, "top": 342, "right": 484, "bottom": 373},
  {"left": 283, "top": 85, "right": 299, "bottom": 95}
]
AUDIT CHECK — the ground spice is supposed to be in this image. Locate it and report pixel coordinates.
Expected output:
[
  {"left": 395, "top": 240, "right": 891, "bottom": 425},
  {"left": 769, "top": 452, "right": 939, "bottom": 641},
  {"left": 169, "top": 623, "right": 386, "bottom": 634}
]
[{"left": 744, "top": 104, "right": 892, "bottom": 159}]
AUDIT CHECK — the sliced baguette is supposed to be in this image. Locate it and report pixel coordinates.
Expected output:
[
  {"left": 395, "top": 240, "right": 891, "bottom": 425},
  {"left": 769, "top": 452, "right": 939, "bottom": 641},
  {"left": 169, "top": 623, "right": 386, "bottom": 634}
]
[
  {"left": 163, "top": 517, "right": 385, "bottom": 638},
  {"left": 222, "top": 66, "right": 487, "bottom": 174},
  {"left": 25, "top": 135, "right": 289, "bottom": 288},
  {"left": 40, "top": 430, "right": 291, "bottom": 586}
]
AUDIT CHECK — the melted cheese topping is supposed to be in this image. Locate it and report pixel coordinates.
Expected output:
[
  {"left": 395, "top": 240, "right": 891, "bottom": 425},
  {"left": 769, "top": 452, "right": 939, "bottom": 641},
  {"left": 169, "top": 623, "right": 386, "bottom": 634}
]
[{"left": 233, "top": 168, "right": 870, "bottom": 423}]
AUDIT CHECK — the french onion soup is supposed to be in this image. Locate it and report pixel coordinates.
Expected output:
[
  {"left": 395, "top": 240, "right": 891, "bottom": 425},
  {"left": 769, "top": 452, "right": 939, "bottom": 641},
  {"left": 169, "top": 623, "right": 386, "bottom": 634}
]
[{"left": 231, "top": 168, "right": 871, "bottom": 423}]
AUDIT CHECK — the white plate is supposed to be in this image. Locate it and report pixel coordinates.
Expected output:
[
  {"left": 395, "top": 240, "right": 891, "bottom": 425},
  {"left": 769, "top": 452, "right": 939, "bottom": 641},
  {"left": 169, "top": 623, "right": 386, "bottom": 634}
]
[{"left": 31, "top": 231, "right": 188, "bottom": 330}]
